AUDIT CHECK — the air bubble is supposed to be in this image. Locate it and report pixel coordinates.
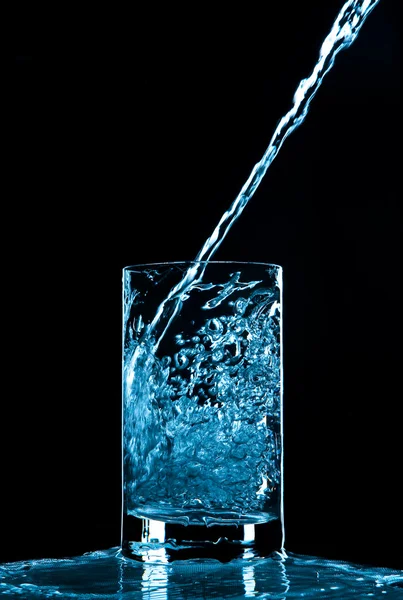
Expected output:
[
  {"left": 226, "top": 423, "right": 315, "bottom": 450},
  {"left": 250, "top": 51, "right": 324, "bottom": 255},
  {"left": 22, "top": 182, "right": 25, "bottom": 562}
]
[
  {"left": 212, "top": 348, "right": 225, "bottom": 362},
  {"left": 174, "top": 352, "right": 189, "bottom": 370},
  {"left": 206, "top": 318, "right": 224, "bottom": 338},
  {"left": 234, "top": 298, "right": 248, "bottom": 315}
]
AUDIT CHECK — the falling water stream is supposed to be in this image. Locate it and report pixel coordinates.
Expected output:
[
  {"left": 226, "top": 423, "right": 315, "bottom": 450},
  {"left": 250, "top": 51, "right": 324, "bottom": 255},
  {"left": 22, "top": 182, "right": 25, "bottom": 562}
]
[{"left": 145, "top": 0, "right": 381, "bottom": 353}]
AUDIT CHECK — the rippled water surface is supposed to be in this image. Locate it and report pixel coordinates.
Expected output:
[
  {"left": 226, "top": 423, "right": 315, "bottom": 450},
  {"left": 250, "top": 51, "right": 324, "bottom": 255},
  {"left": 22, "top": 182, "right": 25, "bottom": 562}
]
[{"left": 1, "top": 547, "right": 402, "bottom": 598}]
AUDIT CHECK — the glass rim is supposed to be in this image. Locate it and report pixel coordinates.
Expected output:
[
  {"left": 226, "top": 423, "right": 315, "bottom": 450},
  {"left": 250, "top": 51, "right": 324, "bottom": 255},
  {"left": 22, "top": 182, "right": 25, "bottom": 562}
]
[{"left": 123, "top": 261, "right": 282, "bottom": 271}]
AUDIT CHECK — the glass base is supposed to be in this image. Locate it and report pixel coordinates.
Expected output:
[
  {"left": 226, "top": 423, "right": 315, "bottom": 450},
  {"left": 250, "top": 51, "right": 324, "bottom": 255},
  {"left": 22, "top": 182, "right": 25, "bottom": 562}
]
[
  {"left": 122, "top": 514, "right": 283, "bottom": 563},
  {"left": 130, "top": 504, "right": 275, "bottom": 526}
]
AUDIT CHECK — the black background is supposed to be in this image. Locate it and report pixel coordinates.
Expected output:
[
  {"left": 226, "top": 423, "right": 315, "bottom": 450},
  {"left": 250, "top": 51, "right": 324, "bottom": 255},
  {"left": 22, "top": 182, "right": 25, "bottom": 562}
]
[{"left": 6, "top": 0, "right": 400, "bottom": 570}]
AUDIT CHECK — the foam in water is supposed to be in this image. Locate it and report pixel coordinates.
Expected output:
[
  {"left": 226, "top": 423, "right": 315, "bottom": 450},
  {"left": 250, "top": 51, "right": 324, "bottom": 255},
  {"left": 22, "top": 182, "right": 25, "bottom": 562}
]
[{"left": 123, "top": 265, "right": 282, "bottom": 527}]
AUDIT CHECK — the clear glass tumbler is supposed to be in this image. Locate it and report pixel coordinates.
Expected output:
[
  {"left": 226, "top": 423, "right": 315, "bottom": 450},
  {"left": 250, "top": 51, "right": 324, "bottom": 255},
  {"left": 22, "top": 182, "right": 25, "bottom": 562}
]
[{"left": 122, "top": 261, "right": 284, "bottom": 562}]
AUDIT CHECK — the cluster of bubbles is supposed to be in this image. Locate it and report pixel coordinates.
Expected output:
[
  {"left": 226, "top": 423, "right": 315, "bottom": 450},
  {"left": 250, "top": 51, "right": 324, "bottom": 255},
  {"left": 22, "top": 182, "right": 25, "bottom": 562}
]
[{"left": 124, "top": 280, "right": 281, "bottom": 519}]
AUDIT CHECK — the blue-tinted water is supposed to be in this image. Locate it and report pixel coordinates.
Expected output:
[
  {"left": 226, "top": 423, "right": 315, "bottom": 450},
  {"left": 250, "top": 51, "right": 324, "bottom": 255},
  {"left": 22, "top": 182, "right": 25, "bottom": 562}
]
[
  {"left": 4, "top": 3, "right": 395, "bottom": 598},
  {"left": 1, "top": 547, "right": 401, "bottom": 598},
  {"left": 124, "top": 266, "right": 282, "bottom": 526}
]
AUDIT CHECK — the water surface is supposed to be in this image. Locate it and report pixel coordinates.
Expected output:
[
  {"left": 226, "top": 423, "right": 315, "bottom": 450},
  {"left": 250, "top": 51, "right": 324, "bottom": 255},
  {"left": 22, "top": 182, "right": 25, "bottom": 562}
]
[{"left": 1, "top": 547, "right": 402, "bottom": 598}]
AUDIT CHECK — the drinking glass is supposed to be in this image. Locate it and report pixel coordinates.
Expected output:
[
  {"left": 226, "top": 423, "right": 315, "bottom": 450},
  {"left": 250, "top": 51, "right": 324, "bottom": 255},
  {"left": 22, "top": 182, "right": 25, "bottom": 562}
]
[{"left": 122, "top": 261, "right": 283, "bottom": 562}]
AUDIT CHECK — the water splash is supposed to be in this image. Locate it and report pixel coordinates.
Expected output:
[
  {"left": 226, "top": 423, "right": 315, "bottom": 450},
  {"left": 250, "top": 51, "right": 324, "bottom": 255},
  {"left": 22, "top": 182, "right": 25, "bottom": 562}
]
[
  {"left": 0, "top": 547, "right": 401, "bottom": 598},
  {"left": 146, "top": 0, "right": 381, "bottom": 352},
  {"left": 124, "top": 269, "right": 282, "bottom": 525}
]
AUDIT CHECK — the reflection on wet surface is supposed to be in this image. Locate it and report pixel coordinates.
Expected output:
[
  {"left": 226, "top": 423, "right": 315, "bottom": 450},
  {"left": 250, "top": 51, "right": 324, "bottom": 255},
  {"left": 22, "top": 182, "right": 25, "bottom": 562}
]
[{"left": 0, "top": 547, "right": 402, "bottom": 598}]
